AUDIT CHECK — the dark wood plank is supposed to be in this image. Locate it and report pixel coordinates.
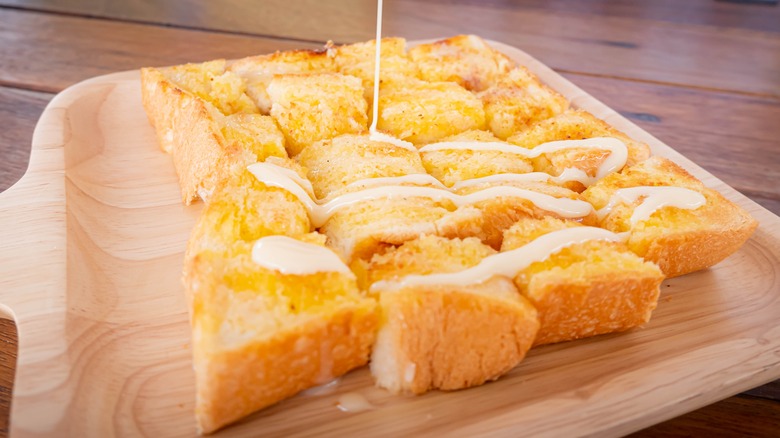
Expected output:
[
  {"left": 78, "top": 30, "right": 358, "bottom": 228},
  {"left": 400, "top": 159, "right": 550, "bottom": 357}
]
[
  {"left": 0, "top": 2, "right": 778, "bottom": 96},
  {"left": 9, "top": 0, "right": 778, "bottom": 34},
  {"left": 0, "top": 319, "right": 17, "bottom": 438},
  {"left": 0, "top": 10, "right": 777, "bottom": 203},
  {"left": 0, "top": 8, "right": 321, "bottom": 93},
  {"left": 456, "top": 0, "right": 780, "bottom": 34},
  {"left": 567, "top": 73, "right": 780, "bottom": 204},
  {"left": 0, "top": 87, "right": 51, "bottom": 192},
  {"left": 633, "top": 395, "right": 780, "bottom": 437},
  {"left": 746, "top": 379, "right": 780, "bottom": 401},
  {"left": 748, "top": 196, "right": 780, "bottom": 217}
]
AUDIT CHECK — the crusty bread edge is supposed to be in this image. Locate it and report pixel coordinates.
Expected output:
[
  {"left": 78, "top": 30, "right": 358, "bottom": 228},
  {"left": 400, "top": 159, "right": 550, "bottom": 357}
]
[{"left": 140, "top": 67, "right": 254, "bottom": 204}]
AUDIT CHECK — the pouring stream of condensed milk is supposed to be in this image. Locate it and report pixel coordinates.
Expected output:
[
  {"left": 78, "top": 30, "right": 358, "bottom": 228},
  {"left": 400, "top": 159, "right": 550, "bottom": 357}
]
[{"left": 367, "top": 0, "right": 416, "bottom": 151}]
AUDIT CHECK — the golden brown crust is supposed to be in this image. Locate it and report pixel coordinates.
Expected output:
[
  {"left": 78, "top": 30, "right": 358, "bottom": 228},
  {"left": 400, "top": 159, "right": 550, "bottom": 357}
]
[
  {"left": 375, "top": 78, "right": 486, "bottom": 145},
  {"left": 267, "top": 72, "right": 368, "bottom": 156},
  {"left": 456, "top": 180, "right": 598, "bottom": 249},
  {"left": 188, "top": 242, "right": 377, "bottom": 434},
  {"left": 525, "top": 272, "right": 662, "bottom": 345},
  {"left": 194, "top": 302, "right": 376, "bottom": 434},
  {"left": 408, "top": 34, "right": 516, "bottom": 92},
  {"left": 478, "top": 77, "right": 570, "bottom": 140}
]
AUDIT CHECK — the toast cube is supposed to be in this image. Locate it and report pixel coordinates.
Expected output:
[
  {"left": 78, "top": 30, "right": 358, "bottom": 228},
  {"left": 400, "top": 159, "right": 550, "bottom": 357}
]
[
  {"left": 296, "top": 133, "right": 427, "bottom": 199},
  {"left": 229, "top": 48, "right": 336, "bottom": 113},
  {"left": 162, "top": 59, "right": 258, "bottom": 115},
  {"left": 502, "top": 217, "right": 664, "bottom": 345},
  {"left": 420, "top": 130, "right": 533, "bottom": 187},
  {"left": 581, "top": 156, "right": 758, "bottom": 277},
  {"left": 220, "top": 113, "right": 287, "bottom": 163},
  {"left": 362, "top": 235, "right": 538, "bottom": 394},
  {"left": 188, "top": 236, "right": 377, "bottom": 433},
  {"left": 141, "top": 67, "right": 281, "bottom": 204},
  {"left": 455, "top": 180, "right": 598, "bottom": 249},
  {"left": 320, "top": 196, "right": 484, "bottom": 262},
  {"left": 478, "top": 70, "right": 570, "bottom": 140},
  {"left": 333, "top": 38, "right": 420, "bottom": 99},
  {"left": 408, "top": 34, "right": 516, "bottom": 92},
  {"left": 375, "top": 77, "right": 486, "bottom": 145},
  {"left": 268, "top": 73, "right": 368, "bottom": 155},
  {"left": 185, "top": 160, "right": 312, "bottom": 264},
  {"left": 507, "top": 109, "right": 651, "bottom": 176}
]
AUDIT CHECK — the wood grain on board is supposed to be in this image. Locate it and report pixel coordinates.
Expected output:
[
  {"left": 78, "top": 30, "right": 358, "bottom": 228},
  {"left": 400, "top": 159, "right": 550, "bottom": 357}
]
[{"left": 1, "top": 1, "right": 779, "bottom": 96}]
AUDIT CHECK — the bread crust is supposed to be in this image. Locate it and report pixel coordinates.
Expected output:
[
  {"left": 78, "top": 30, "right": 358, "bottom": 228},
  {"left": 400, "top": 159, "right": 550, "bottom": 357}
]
[
  {"left": 583, "top": 156, "right": 759, "bottom": 277},
  {"left": 140, "top": 67, "right": 255, "bottom": 204},
  {"left": 372, "top": 284, "right": 538, "bottom": 394},
  {"left": 526, "top": 272, "right": 662, "bottom": 345},
  {"left": 194, "top": 302, "right": 377, "bottom": 433}
]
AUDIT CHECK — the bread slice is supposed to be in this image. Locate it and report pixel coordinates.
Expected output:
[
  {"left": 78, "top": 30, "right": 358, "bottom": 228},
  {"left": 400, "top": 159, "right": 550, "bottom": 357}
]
[
  {"left": 581, "top": 156, "right": 759, "bottom": 277},
  {"left": 478, "top": 68, "right": 570, "bottom": 140},
  {"left": 320, "top": 196, "right": 484, "bottom": 262},
  {"left": 408, "top": 34, "right": 516, "bottom": 92},
  {"left": 420, "top": 130, "right": 534, "bottom": 187},
  {"left": 228, "top": 47, "right": 336, "bottom": 114},
  {"left": 360, "top": 235, "right": 539, "bottom": 394},
  {"left": 267, "top": 73, "right": 368, "bottom": 156},
  {"left": 501, "top": 217, "right": 664, "bottom": 345},
  {"left": 375, "top": 77, "right": 485, "bottom": 145},
  {"left": 507, "top": 109, "right": 651, "bottom": 191},
  {"left": 296, "top": 133, "right": 427, "bottom": 199},
  {"left": 188, "top": 236, "right": 377, "bottom": 434},
  {"left": 140, "top": 63, "right": 287, "bottom": 204}
]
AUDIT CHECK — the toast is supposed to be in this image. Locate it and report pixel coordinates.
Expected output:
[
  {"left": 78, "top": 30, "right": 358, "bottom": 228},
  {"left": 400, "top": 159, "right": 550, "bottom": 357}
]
[{"left": 139, "top": 34, "right": 758, "bottom": 433}]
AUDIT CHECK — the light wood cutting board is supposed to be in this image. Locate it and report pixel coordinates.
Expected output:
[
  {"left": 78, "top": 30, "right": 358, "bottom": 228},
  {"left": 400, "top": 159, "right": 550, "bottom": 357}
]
[{"left": 0, "top": 41, "right": 779, "bottom": 437}]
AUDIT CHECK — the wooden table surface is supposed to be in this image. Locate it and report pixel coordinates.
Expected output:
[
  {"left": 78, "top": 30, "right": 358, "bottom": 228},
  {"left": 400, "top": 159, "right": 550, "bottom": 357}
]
[{"left": 1, "top": 0, "right": 779, "bottom": 436}]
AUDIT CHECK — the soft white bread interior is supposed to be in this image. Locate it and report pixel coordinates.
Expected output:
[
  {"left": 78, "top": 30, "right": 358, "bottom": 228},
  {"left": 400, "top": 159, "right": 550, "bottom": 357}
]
[{"left": 360, "top": 235, "right": 538, "bottom": 394}]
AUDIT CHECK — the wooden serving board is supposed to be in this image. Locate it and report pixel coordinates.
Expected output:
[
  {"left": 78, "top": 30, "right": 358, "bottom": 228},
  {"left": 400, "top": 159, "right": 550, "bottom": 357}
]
[{"left": 1, "top": 40, "right": 779, "bottom": 437}]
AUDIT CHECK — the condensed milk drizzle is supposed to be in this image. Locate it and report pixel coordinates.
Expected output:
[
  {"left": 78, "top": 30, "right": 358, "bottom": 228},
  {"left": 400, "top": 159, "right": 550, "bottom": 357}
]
[
  {"left": 420, "top": 137, "right": 629, "bottom": 187},
  {"left": 251, "top": 235, "right": 355, "bottom": 277},
  {"left": 247, "top": 162, "right": 594, "bottom": 228},
  {"left": 596, "top": 186, "right": 706, "bottom": 225},
  {"left": 371, "top": 227, "right": 622, "bottom": 292}
]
